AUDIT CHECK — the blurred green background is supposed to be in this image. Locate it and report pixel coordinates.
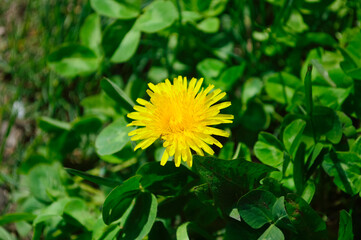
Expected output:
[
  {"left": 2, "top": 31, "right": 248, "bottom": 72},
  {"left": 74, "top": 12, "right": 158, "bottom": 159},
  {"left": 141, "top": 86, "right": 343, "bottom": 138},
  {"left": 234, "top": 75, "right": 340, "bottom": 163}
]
[{"left": 1, "top": 0, "right": 361, "bottom": 239}]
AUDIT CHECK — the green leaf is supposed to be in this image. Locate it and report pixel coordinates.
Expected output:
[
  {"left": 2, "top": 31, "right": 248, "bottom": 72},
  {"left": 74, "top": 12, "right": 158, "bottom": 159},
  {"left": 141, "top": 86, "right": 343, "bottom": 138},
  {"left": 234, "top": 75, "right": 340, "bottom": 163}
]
[
  {"left": 0, "top": 213, "right": 35, "bottom": 226},
  {"left": 71, "top": 116, "right": 102, "bottom": 134},
  {"left": 197, "top": 58, "right": 226, "bottom": 80},
  {"left": 264, "top": 72, "right": 302, "bottom": 105},
  {"left": 258, "top": 224, "right": 284, "bottom": 240},
  {"left": 196, "top": 17, "right": 220, "bottom": 33},
  {"left": 102, "top": 20, "right": 134, "bottom": 58},
  {"left": 293, "top": 143, "right": 306, "bottom": 194},
  {"left": 351, "top": 136, "right": 361, "bottom": 158},
  {"left": 80, "top": 13, "right": 102, "bottom": 54},
  {"left": 176, "top": 222, "right": 191, "bottom": 240},
  {"left": 101, "top": 78, "right": 135, "bottom": 112},
  {"left": 148, "top": 221, "right": 172, "bottom": 240},
  {"left": 285, "top": 194, "right": 327, "bottom": 239},
  {"left": 242, "top": 78, "right": 263, "bottom": 104},
  {"left": 65, "top": 168, "right": 121, "bottom": 188},
  {"left": 193, "top": 156, "right": 277, "bottom": 213},
  {"left": 322, "top": 151, "right": 361, "bottom": 195},
  {"left": 0, "top": 227, "right": 15, "bottom": 240},
  {"left": 312, "top": 106, "right": 342, "bottom": 144},
  {"left": 338, "top": 210, "right": 353, "bottom": 240},
  {"left": 217, "top": 64, "right": 246, "bottom": 91},
  {"left": 63, "top": 198, "right": 95, "bottom": 231},
  {"left": 284, "top": 11, "right": 308, "bottom": 33},
  {"left": 28, "top": 163, "right": 65, "bottom": 203},
  {"left": 110, "top": 30, "right": 141, "bottom": 63},
  {"left": 134, "top": 1, "right": 178, "bottom": 33},
  {"left": 254, "top": 132, "right": 284, "bottom": 169},
  {"left": 48, "top": 44, "right": 99, "bottom": 78},
  {"left": 238, "top": 190, "right": 277, "bottom": 229},
  {"left": 102, "top": 176, "right": 141, "bottom": 225},
  {"left": 283, "top": 119, "right": 306, "bottom": 157},
  {"left": 95, "top": 118, "right": 133, "bottom": 156},
  {"left": 225, "top": 219, "right": 261, "bottom": 240},
  {"left": 238, "top": 191, "right": 290, "bottom": 239},
  {"left": 241, "top": 100, "right": 270, "bottom": 131},
  {"left": 301, "top": 181, "right": 316, "bottom": 204},
  {"left": 90, "top": 0, "right": 139, "bottom": 19},
  {"left": 120, "top": 192, "right": 157, "bottom": 240},
  {"left": 176, "top": 222, "right": 213, "bottom": 240},
  {"left": 353, "top": 79, "right": 361, "bottom": 119},
  {"left": 304, "top": 64, "right": 313, "bottom": 115},
  {"left": 137, "top": 162, "right": 196, "bottom": 195},
  {"left": 38, "top": 117, "right": 71, "bottom": 133}
]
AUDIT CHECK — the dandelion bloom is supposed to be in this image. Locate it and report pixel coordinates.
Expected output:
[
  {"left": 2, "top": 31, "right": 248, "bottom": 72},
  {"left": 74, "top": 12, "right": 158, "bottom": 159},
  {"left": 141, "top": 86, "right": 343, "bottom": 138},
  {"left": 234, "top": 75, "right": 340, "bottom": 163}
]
[{"left": 127, "top": 76, "right": 233, "bottom": 167}]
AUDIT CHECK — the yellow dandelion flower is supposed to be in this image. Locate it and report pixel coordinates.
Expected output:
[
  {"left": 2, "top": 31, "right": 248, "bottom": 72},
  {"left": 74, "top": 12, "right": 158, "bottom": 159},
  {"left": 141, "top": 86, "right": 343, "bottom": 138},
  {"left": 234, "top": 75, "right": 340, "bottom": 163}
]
[{"left": 127, "top": 76, "right": 233, "bottom": 167}]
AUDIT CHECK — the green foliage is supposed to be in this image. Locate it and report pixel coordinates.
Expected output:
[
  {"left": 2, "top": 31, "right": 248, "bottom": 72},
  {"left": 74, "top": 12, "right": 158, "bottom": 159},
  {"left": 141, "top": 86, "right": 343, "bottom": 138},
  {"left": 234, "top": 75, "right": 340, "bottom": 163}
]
[{"left": 2, "top": 0, "right": 361, "bottom": 239}]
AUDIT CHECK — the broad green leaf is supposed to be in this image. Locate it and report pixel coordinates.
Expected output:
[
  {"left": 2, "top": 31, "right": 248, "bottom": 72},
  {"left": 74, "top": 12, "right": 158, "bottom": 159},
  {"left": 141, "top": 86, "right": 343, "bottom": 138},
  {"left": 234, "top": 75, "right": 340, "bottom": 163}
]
[
  {"left": 81, "top": 93, "right": 117, "bottom": 118},
  {"left": 312, "top": 106, "right": 342, "bottom": 144},
  {"left": 71, "top": 116, "right": 102, "bottom": 134},
  {"left": 111, "top": 30, "right": 141, "bottom": 63},
  {"left": 96, "top": 118, "right": 133, "bottom": 156},
  {"left": 337, "top": 112, "right": 356, "bottom": 137},
  {"left": 92, "top": 219, "right": 121, "bottom": 240},
  {"left": 264, "top": 72, "right": 302, "bottom": 105},
  {"left": 120, "top": 192, "right": 157, "bottom": 240},
  {"left": 197, "top": 58, "right": 226, "bottom": 80},
  {"left": 66, "top": 168, "right": 121, "bottom": 187},
  {"left": 340, "top": 31, "right": 361, "bottom": 78},
  {"left": 48, "top": 44, "right": 99, "bottom": 78},
  {"left": 338, "top": 210, "right": 353, "bottom": 240},
  {"left": 322, "top": 151, "right": 361, "bottom": 195},
  {"left": 102, "top": 20, "right": 134, "bottom": 58},
  {"left": 196, "top": 17, "right": 220, "bottom": 33},
  {"left": 15, "top": 221, "right": 31, "bottom": 238},
  {"left": 285, "top": 194, "right": 327, "bottom": 239},
  {"left": 63, "top": 198, "right": 95, "bottom": 231},
  {"left": 218, "top": 142, "right": 235, "bottom": 160},
  {"left": 80, "top": 13, "right": 102, "bottom": 54},
  {"left": 301, "top": 48, "right": 352, "bottom": 109},
  {"left": 354, "top": 79, "right": 361, "bottom": 119},
  {"left": 283, "top": 119, "right": 306, "bottom": 157},
  {"left": 217, "top": 64, "right": 246, "bottom": 91},
  {"left": 0, "top": 213, "right": 35, "bottom": 226},
  {"left": 38, "top": 117, "right": 71, "bottom": 133},
  {"left": 304, "top": 64, "right": 313, "bottom": 115},
  {"left": 176, "top": 222, "right": 191, "bottom": 240},
  {"left": 238, "top": 191, "right": 290, "bottom": 239},
  {"left": 193, "top": 156, "right": 277, "bottom": 213},
  {"left": 242, "top": 78, "right": 263, "bottom": 104},
  {"left": 285, "top": 11, "right": 308, "bottom": 33},
  {"left": 137, "top": 162, "right": 196, "bottom": 195},
  {"left": 258, "top": 224, "right": 284, "bottom": 240},
  {"left": 148, "top": 221, "right": 172, "bottom": 240},
  {"left": 0, "top": 227, "right": 15, "bottom": 240},
  {"left": 176, "top": 222, "right": 213, "bottom": 240},
  {"left": 102, "top": 176, "right": 141, "bottom": 225},
  {"left": 238, "top": 190, "right": 277, "bottom": 229},
  {"left": 254, "top": 132, "right": 284, "bottom": 169},
  {"left": 301, "top": 181, "right": 316, "bottom": 204},
  {"left": 90, "top": 0, "right": 139, "bottom": 19},
  {"left": 28, "top": 163, "right": 65, "bottom": 203},
  {"left": 351, "top": 136, "right": 361, "bottom": 158},
  {"left": 134, "top": 1, "right": 178, "bottom": 33},
  {"left": 241, "top": 100, "right": 270, "bottom": 131},
  {"left": 100, "top": 78, "right": 135, "bottom": 112},
  {"left": 224, "top": 219, "right": 261, "bottom": 240},
  {"left": 293, "top": 143, "right": 306, "bottom": 194}
]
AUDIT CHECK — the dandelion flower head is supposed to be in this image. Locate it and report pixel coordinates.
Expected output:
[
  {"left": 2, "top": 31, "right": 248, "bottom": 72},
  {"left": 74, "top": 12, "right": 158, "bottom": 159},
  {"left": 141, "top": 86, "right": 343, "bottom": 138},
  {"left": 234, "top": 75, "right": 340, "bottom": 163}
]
[{"left": 127, "top": 76, "right": 233, "bottom": 167}]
